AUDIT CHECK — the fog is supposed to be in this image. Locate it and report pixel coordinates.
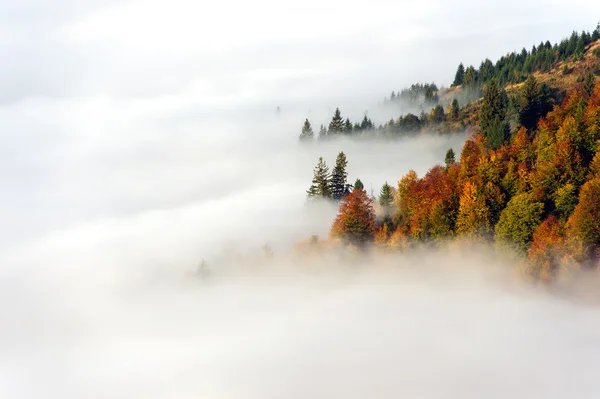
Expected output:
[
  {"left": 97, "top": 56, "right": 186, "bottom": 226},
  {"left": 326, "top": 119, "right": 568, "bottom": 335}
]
[{"left": 3, "top": 0, "right": 600, "bottom": 398}]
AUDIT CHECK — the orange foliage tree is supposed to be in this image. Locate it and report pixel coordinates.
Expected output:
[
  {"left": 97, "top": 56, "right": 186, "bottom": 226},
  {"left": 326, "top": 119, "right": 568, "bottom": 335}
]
[
  {"left": 528, "top": 215, "right": 564, "bottom": 282},
  {"left": 330, "top": 188, "right": 376, "bottom": 246},
  {"left": 565, "top": 178, "right": 600, "bottom": 265}
]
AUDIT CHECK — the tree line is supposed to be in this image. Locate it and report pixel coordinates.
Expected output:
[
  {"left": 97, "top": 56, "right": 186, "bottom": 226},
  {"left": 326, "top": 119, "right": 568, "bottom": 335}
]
[{"left": 452, "top": 24, "right": 600, "bottom": 88}]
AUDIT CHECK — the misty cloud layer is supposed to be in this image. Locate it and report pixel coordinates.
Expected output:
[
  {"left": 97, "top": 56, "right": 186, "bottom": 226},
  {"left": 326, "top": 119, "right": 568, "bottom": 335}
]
[{"left": 2, "top": 0, "right": 600, "bottom": 398}]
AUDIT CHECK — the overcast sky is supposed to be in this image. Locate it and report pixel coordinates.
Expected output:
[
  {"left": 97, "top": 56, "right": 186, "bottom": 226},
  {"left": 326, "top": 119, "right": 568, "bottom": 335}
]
[{"left": 1, "top": 2, "right": 600, "bottom": 398}]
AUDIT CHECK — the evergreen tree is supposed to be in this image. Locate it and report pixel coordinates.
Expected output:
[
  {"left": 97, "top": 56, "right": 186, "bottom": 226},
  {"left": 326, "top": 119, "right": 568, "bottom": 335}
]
[
  {"left": 306, "top": 157, "right": 331, "bottom": 199},
  {"left": 444, "top": 148, "right": 456, "bottom": 168},
  {"left": 379, "top": 182, "right": 394, "bottom": 210},
  {"left": 330, "top": 151, "right": 350, "bottom": 201},
  {"left": 518, "top": 76, "right": 542, "bottom": 130},
  {"left": 431, "top": 104, "right": 445, "bottom": 123},
  {"left": 463, "top": 66, "right": 477, "bottom": 87},
  {"left": 318, "top": 124, "right": 327, "bottom": 140},
  {"left": 593, "top": 22, "right": 600, "bottom": 41},
  {"left": 453, "top": 63, "right": 465, "bottom": 86},
  {"left": 583, "top": 73, "right": 596, "bottom": 99},
  {"left": 360, "top": 115, "right": 374, "bottom": 130},
  {"left": 344, "top": 118, "right": 353, "bottom": 134},
  {"left": 328, "top": 108, "right": 345, "bottom": 135},
  {"left": 353, "top": 178, "right": 364, "bottom": 191},
  {"left": 479, "top": 78, "right": 508, "bottom": 146},
  {"left": 450, "top": 98, "right": 460, "bottom": 120},
  {"left": 299, "top": 118, "right": 314, "bottom": 141}
]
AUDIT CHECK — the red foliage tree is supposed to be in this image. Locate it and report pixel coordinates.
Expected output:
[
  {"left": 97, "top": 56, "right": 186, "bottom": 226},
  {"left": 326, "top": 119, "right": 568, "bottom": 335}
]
[
  {"left": 528, "top": 215, "right": 564, "bottom": 282},
  {"left": 330, "top": 188, "right": 376, "bottom": 246}
]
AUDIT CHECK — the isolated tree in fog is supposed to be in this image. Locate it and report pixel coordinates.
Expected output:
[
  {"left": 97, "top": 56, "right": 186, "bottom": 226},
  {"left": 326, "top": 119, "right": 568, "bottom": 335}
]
[
  {"left": 299, "top": 119, "right": 314, "bottom": 141},
  {"left": 330, "top": 188, "right": 376, "bottom": 246},
  {"left": 444, "top": 148, "right": 456, "bottom": 169},
  {"left": 328, "top": 108, "right": 345, "bottom": 135},
  {"left": 353, "top": 178, "right": 365, "bottom": 191},
  {"left": 307, "top": 157, "right": 332, "bottom": 199},
  {"left": 330, "top": 151, "right": 351, "bottom": 201},
  {"left": 452, "top": 63, "right": 465, "bottom": 86}
]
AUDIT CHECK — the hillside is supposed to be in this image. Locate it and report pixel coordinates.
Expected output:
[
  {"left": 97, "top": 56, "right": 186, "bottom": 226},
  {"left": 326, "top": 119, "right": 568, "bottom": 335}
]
[{"left": 303, "top": 27, "right": 600, "bottom": 283}]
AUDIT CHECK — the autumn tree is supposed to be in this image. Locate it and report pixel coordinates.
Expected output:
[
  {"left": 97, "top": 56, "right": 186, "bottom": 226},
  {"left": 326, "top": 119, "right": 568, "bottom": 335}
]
[
  {"left": 495, "top": 193, "right": 544, "bottom": 253},
  {"left": 307, "top": 157, "right": 331, "bottom": 199},
  {"left": 565, "top": 178, "right": 600, "bottom": 265},
  {"left": 527, "top": 215, "right": 564, "bottom": 282},
  {"left": 330, "top": 151, "right": 351, "bottom": 201},
  {"left": 330, "top": 189, "right": 376, "bottom": 246},
  {"left": 456, "top": 181, "right": 490, "bottom": 237},
  {"left": 299, "top": 119, "right": 314, "bottom": 141}
]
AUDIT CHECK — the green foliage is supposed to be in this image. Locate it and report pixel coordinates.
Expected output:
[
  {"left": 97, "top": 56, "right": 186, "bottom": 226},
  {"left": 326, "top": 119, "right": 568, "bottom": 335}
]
[
  {"left": 353, "top": 178, "right": 364, "bottom": 191},
  {"left": 480, "top": 79, "right": 507, "bottom": 130},
  {"left": 553, "top": 183, "right": 578, "bottom": 220},
  {"left": 378, "top": 182, "right": 394, "bottom": 210},
  {"left": 330, "top": 152, "right": 351, "bottom": 201},
  {"left": 299, "top": 119, "right": 314, "bottom": 141},
  {"left": 485, "top": 117, "right": 510, "bottom": 150},
  {"left": 583, "top": 73, "right": 596, "bottom": 98},
  {"left": 328, "top": 108, "right": 345, "bottom": 135},
  {"left": 453, "top": 63, "right": 465, "bottom": 86},
  {"left": 444, "top": 148, "right": 456, "bottom": 168},
  {"left": 495, "top": 193, "right": 544, "bottom": 253},
  {"left": 518, "top": 76, "right": 551, "bottom": 130},
  {"left": 450, "top": 98, "right": 460, "bottom": 120},
  {"left": 307, "top": 157, "right": 332, "bottom": 199}
]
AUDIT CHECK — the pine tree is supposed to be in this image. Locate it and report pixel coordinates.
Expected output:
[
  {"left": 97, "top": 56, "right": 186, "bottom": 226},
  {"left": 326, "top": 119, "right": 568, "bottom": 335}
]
[
  {"left": 353, "top": 178, "right": 364, "bottom": 191},
  {"left": 299, "top": 118, "right": 314, "bottom": 141},
  {"left": 593, "top": 22, "right": 600, "bottom": 41},
  {"left": 479, "top": 78, "right": 508, "bottom": 148},
  {"left": 463, "top": 66, "right": 477, "bottom": 87},
  {"left": 328, "top": 108, "right": 345, "bottom": 135},
  {"left": 450, "top": 98, "right": 460, "bottom": 120},
  {"left": 379, "top": 182, "right": 394, "bottom": 210},
  {"left": 344, "top": 118, "right": 353, "bottom": 134},
  {"left": 307, "top": 157, "right": 332, "bottom": 199},
  {"left": 518, "top": 76, "right": 542, "bottom": 130},
  {"left": 583, "top": 73, "right": 596, "bottom": 99},
  {"left": 444, "top": 148, "right": 456, "bottom": 168},
  {"left": 318, "top": 124, "right": 327, "bottom": 140},
  {"left": 330, "top": 151, "right": 350, "bottom": 201},
  {"left": 453, "top": 63, "right": 465, "bottom": 86}
]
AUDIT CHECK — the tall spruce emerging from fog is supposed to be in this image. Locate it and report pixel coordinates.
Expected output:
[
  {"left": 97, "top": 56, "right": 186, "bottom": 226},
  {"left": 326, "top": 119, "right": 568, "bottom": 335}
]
[
  {"left": 328, "top": 108, "right": 345, "bottom": 135},
  {"left": 299, "top": 119, "right": 314, "bottom": 141},
  {"left": 518, "top": 76, "right": 543, "bottom": 130},
  {"left": 307, "top": 157, "right": 332, "bottom": 199},
  {"left": 330, "top": 151, "right": 351, "bottom": 201}
]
